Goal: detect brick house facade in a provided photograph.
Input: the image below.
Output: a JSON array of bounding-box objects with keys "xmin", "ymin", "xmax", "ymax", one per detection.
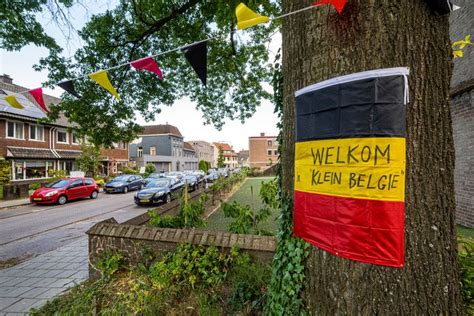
[
  {"xmin": 213, "ymin": 142, "xmax": 238, "ymax": 169},
  {"xmin": 450, "ymin": 1, "xmax": 473, "ymax": 227},
  {"xmin": 0, "ymin": 75, "xmax": 128, "ymax": 181},
  {"xmin": 248, "ymin": 133, "xmax": 278, "ymax": 169}
]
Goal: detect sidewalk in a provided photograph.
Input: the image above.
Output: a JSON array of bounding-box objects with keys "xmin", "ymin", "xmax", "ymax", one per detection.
[
  {"xmin": 0, "ymin": 199, "xmax": 30, "ymax": 210},
  {"xmin": 0, "ymin": 237, "xmax": 88, "ymax": 314}
]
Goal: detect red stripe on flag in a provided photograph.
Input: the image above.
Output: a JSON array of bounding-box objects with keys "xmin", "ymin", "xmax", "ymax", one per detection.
[{"xmin": 294, "ymin": 190, "xmax": 404, "ymax": 267}]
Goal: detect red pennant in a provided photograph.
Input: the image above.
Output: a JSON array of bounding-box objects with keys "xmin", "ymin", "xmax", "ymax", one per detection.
[
  {"xmin": 29, "ymin": 88, "xmax": 49, "ymax": 112},
  {"xmin": 131, "ymin": 56, "xmax": 163, "ymax": 80},
  {"xmin": 313, "ymin": 0, "xmax": 347, "ymax": 13}
]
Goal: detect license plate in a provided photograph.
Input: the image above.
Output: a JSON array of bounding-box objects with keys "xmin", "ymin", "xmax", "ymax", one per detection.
[
  {"xmin": 140, "ymin": 199, "xmax": 150, "ymax": 203},
  {"xmin": 33, "ymin": 198, "xmax": 42, "ymax": 201},
  {"xmin": 106, "ymin": 189, "xmax": 113, "ymax": 192}
]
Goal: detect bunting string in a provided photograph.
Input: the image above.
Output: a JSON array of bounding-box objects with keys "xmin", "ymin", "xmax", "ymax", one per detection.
[{"xmin": 1, "ymin": 2, "xmax": 346, "ymax": 110}]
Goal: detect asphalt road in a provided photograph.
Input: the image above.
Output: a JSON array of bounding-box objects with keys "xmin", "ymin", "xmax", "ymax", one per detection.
[{"xmin": 0, "ymin": 191, "xmax": 148, "ymax": 263}]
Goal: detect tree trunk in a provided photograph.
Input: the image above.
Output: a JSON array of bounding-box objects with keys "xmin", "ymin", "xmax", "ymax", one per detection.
[{"xmin": 281, "ymin": 0, "xmax": 463, "ymax": 314}]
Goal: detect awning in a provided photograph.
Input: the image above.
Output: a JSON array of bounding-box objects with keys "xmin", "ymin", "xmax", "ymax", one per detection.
[{"xmin": 7, "ymin": 147, "xmax": 56, "ymax": 159}]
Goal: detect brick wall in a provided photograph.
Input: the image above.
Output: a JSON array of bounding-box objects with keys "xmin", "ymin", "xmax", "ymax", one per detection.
[
  {"xmin": 100, "ymin": 147, "xmax": 129, "ymax": 161},
  {"xmin": 450, "ymin": 1, "xmax": 473, "ymax": 227},
  {"xmin": 87, "ymin": 220, "xmax": 276, "ymax": 279},
  {"xmin": 248, "ymin": 136, "xmax": 278, "ymax": 168}
]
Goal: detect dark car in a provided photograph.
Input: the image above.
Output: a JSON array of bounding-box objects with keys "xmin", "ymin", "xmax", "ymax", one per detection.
[
  {"xmin": 182, "ymin": 175, "xmax": 199, "ymax": 191},
  {"xmin": 143, "ymin": 173, "xmax": 165, "ymax": 185},
  {"xmin": 104, "ymin": 174, "xmax": 144, "ymax": 193},
  {"xmin": 134, "ymin": 178, "xmax": 184, "ymax": 206},
  {"xmin": 30, "ymin": 177, "xmax": 99, "ymax": 205}
]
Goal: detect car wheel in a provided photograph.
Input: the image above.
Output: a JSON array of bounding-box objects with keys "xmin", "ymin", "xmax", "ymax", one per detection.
[
  {"xmin": 165, "ymin": 193, "xmax": 171, "ymax": 204},
  {"xmin": 90, "ymin": 191, "xmax": 98, "ymax": 199},
  {"xmin": 123, "ymin": 186, "xmax": 129, "ymax": 193},
  {"xmin": 57, "ymin": 195, "xmax": 67, "ymax": 205}
]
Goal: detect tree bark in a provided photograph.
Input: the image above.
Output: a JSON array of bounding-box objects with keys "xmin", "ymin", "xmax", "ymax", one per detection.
[{"xmin": 281, "ymin": 0, "xmax": 463, "ymax": 314}]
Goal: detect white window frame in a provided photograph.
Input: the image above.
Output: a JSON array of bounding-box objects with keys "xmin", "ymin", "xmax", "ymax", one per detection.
[
  {"xmin": 72, "ymin": 133, "xmax": 81, "ymax": 145},
  {"xmin": 6, "ymin": 120, "xmax": 25, "ymax": 140},
  {"xmin": 29, "ymin": 124, "xmax": 45, "ymax": 142},
  {"xmin": 57, "ymin": 129, "xmax": 69, "ymax": 144},
  {"xmin": 150, "ymin": 146, "xmax": 156, "ymax": 156},
  {"xmin": 138, "ymin": 147, "xmax": 143, "ymax": 158}
]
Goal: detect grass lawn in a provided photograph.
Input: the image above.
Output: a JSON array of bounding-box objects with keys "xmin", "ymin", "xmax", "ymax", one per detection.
[
  {"xmin": 205, "ymin": 177, "xmax": 279, "ymax": 234},
  {"xmin": 457, "ymin": 225, "xmax": 474, "ymax": 241}
]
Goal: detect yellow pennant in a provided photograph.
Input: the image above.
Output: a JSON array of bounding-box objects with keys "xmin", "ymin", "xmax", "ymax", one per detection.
[
  {"xmin": 5, "ymin": 95, "xmax": 24, "ymax": 109},
  {"xmin": 236, "ymin": 3, "xmax": 270, "ymax": 30},
  {"xmin": 88, "ymin": 70, "xmax": 121, "ymax": 101},
  {"xmin": 453, "ymin": 50, "xmax": 463, "ymax": 59},
  {"xmin": 452, "ymin": 35, "xmax": 472, "ymax": 59}
]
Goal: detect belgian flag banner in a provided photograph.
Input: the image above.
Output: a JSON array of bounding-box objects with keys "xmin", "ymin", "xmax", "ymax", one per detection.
[{"xmin": 293, "ymin": 68, "xmax": 409, "ymax": 268}]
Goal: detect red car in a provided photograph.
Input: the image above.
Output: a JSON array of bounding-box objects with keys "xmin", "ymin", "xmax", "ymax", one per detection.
[{"xmin": 30, "ymin": 177, "xmax": 99, "ymax": 205}]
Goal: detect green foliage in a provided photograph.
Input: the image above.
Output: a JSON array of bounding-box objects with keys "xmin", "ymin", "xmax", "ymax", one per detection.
[
  {"xmin": 95, "ymin": 178, "xmax": 105, "ymax": 187},
  {"xmin": 149, "ymin": 244, "xmax": 240, "ymax": 289},
  {"xmin": 459, "ymin": 240, "xmax": 474, "ymax": 313},
  {"xmin": 148, "ymin": 193, "xmax": 209, "ymax": 229},
  {"xmin": 29, "ymin": 182, "xmax": 42, "ymax": 191},
  {"xmin": 118, "ymin": 165, "xmax": 139, "ymax": 175},
  {"xmin": 144, "ymin": 163, "xmax": 156, "ymax": 175},
  {"xmin": 199, "ymin": 160, "xmax": 209, "ymax": 173},
  {"xmin": 0, "ymin": 158, "xmax": 11, "ymax": 184},
  {"xmin": 97, "ymin": 251, "xmax": 124, "ymax": 280},
  {"xmin": 217, "ymin": 147, "xmax": 225, "ymax": 168},
  {"xmin": 76, "ymin": 143, "xmax": 101, "ymax": 177},
  {"xmin": 221, "ymin": 178, "xmax": 277, "ymax": 236},
  {"xmin": 0, "ymin": 0, "xmax": 74, "ymax": 52},
  {"xmin": 265, "ymin": 51, "xmax": 309, "ymax": 314},
  {"xmin": 36, "ymin": 1, "xmax": 280, "ymax": 146},
  {"xmin": 47, "ymin": 169, "xmax": 67, "ymax": 180}
]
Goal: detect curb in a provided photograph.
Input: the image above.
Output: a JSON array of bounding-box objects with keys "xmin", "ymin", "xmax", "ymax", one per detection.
[{"xmin": 0, "ymin": 201, "xmax": 32, "ymax": 210}]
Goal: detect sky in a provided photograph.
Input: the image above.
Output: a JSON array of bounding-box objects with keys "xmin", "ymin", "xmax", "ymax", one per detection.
[{"xmin": 0, "ymin": 1, "xmax": 280, "ymax": 151}]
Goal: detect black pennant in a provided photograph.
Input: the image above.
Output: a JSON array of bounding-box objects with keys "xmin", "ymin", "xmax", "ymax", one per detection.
[
  {"xmin": 58, "ymin": 80, "xmax": 81, "ymax": 98},
  {"xmin": 182, "ymin": 41, "xmax": 207, "ymax": 86},
  {"xmin": 425, "ymin": 0, "xmax": 458, "ymax": 15}
]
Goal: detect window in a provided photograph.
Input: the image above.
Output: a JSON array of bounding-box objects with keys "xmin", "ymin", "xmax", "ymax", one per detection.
[
  {"xmin": 274, "ymin": 150, "xmax": 278, "ymax": 156},
  {"xmin": 267, "ymin": 150, "xmax": 272, "ymax": 156},
  {"xmin": 138, "ymin": 147, "xmax": 143, "ymax": 157},
  {"xmin": 85, "ymin": 179, "xmax": 95, "ymax": 185},
  {"xmin": 29, "ymin": 125, "xmax": 44, "ymax": 141},
  {"xmin": 267, "ymin": 140, "xmax": 272, "ymax": 146},
  {"xmin": 72, "ymin": 133, "xmax": 81, "ymax": 144},
  {"xmin": 6, "ymin": 121, "xmax": 24, "ymax": 139},
  {"xmin": 69, "ymin": 179, "xmax": 84, "ymax": 188},
  {"xmin": 57, "ymin": 129, "xmax": 68, "ymax": 143},
  {"xmin": 150, "ymin": 146, "xmax": 156, "ymax": 156}
]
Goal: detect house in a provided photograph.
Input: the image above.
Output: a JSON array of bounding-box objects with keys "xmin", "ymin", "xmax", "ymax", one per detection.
[
  {"xmin": 183, "ymin": 142, "xmax": 198, "ymax": 170},
  {"xmin": 129, "ymin": 124, "xmax": 198, "ymax": 171},
  {"xmin": 213, "ymin": 142, "xmax": 238, "ymax": 169},
  {"xmin": 237, "ymin": 149, "xmax": 249, "ymax": 167},
  {"xmin": 0, "ymin": 74, "xmax": 129, "ymax": 181},
  {"xmin": 189, "ymin": 140, "xmax": 215, "ymax": 167},
  {"xmin": 450, "ymin": 6, "xmax": 473, "ymax": 227},
  {"xmin": 248, "ymin": 133, "xmax": 278, "ymax": 169}
]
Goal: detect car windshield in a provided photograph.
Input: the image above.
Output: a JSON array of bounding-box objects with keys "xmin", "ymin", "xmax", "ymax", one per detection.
[
  {"xmin": 148, "ymin": 173, "xmax": 161, "ymax": 178},
  {"xmin": 113, "ymin": 175, "xmax": 131, "ymax": 182},
  {"xmin": 146, "ymin": 180, "xmax": 169, "ymax": 188},
  {"xmin": 46, "ymin": 179, "xmax": 70, "ymax": 188}
]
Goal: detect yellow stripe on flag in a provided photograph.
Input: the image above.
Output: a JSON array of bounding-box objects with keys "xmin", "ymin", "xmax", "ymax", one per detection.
[
  {"xmin": 5, "ymin": 95, "xmax": 24, "ymax": 109},
  {"xmin": 236, "ymin": 3, "xmax": 270, "ymax": 30},
  {"xmin": 294, "ymin": 137, "xmax": 406, "ymax": 202},
  {"xmin": 88, "ymin": 70, "xmax": 121, "ymax": 101}
]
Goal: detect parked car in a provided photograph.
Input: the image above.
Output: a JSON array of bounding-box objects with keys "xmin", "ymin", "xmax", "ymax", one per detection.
[
  {"xmin": 182, "ymin": 175, "xmax": 199, "ymax": 191},
  {"xmin": 166, "ymin": 171, "xmax": 184, "ymax": 180},
  {"xmin": 134, "ymin": 178, "xmax": 184, "ymax": 206},
  {"xmin": 30, "ymin": 177, "xmax": 99, "ymax": 205},
  {"xmin": 143, "ymin": 173, "xmax": 165, "ymax": 185},
  {"xmin": 104, "ymin": 175, "xmax": 144, "ymax": 193}
]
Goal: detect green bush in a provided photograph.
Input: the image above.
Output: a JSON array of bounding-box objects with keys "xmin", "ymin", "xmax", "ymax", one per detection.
[
  {"xmin": 29, "ymin": 183, "xmax": 42, "ymax": 191},
  {"xmin": 97, "ymin": 251, "xmax": 124, "ymax": 280},
  {"xmin": 0, "ymin": 158, "xmax": 11, "ymax": 184},
  {"xmin": 459, "ymin": 240, "xmax": 474, "ymax": 313},
  {"xmin": 118, "ymin": 165, "xmax": 139, "ymax": 175},
  {"xmin": 47, "ymin": 169, "xmax": 67, "ymax": 180},
  {"xmin": 199, "ymin": 160, "xmax": 209, "ymax": 173}
]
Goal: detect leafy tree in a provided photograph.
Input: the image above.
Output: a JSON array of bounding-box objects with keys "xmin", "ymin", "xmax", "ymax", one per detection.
[
  {"xmin": 35, "ymin": 1, "xmax": 280, "ymax": 146},
  {"xmin": 76, "ymin": 143, "xmax": 101, "ymax": 177},
  {"xmin": 217, "ymin": 147, "xmax": 225, "ymax": 168},
  {"xmin": 144, "ymin": 163, "xmax": 156, "ymax": 175},
  {"xmin": 198, "ymin": 160, "xmax": 209, "ymax": 173},
  {"xmin": 1, "ymin": 0, "xmax": 75, "ymax": 52}
]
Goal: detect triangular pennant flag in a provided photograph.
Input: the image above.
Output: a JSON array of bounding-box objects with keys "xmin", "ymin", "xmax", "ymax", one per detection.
[
  {"xmin": 29, "ymin": 88, "xmax": 49, "ymax": 112},
  {"xmin": 58, "ymin": 80, "xmax": 81, "ymax": 98},
  {"xmin": 313, "ymin": 0, "xmax": 347, "ymax": 13},
  {"xmin": 88, "ymin": 70, "xmax": 121, "ymax": 100},
  {"xmin": 5, "ymin": 95, "xmax": 24, "ymax": 109},
  {"xmin": 236, "ymin": 3, "xmax": 270, "ymax": 30},
  {"xmin": 182, "ymin": 41, "xmax": 207, "ymax": 85},
  {"xmin": 452, "ymin": 35, "xmax": 472, "ymax": 50},
  {"xmin": 131, "ymin": 56, "xmax": 163, "ymax": 80}
]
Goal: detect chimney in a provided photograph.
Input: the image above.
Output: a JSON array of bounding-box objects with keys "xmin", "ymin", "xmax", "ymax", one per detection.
[
  {"xmin": 260, "ymin": 132, "xmax": 265, "ymax": 137},
  {"xmin": 0, "ymin": 74, "xmax": 13, "ymax": 84}
]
